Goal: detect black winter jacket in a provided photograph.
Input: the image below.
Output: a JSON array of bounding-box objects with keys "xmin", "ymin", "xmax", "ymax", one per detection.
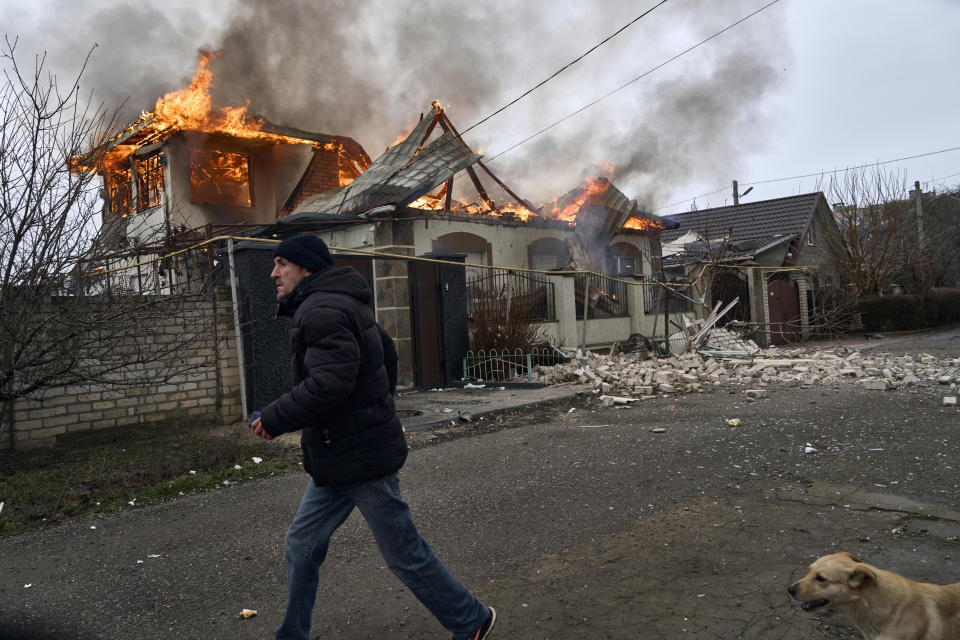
[{"xmin": 260, "ymin": 266, "xmax": 407, "ymax": 486}]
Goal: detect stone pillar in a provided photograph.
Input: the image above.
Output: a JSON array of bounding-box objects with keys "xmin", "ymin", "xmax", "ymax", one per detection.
[
  {"xmin": 628, "ymin": 277, "xmax": 646, "ymax": 336},
  {"xmin": 796, "ymin": 275, "xmax": 810, "ymax": 337},
  {"xmin": 548, "ymin": 274, "xmax": 578, "ymax": 349},
  {"xmin": 374, "ymin": 219, "xmax": 415, "ymax": 386}
]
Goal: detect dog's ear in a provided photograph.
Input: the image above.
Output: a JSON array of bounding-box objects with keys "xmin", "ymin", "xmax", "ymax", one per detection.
[
  {"xmin": 847, "ymin": 565, "xmax": 876, "ymax": 590},
  {"xmin": 839, "ymin": 551, "xmax": 863, "ymax": 563}
]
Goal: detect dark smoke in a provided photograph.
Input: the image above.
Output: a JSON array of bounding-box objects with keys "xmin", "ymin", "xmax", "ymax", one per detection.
[{"xmin": 2, "ymin": 0, "xmax": 787, "ymax": 209}]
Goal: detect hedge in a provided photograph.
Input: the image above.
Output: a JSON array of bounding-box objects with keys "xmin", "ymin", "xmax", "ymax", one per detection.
[{"xmin": 856, "ymin": 288, "xmax": 960, "ymax": 332}]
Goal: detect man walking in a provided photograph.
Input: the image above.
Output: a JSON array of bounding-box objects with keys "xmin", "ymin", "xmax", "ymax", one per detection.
[{"xmin": 250, "ymin": 234, "xmax": 496, "ymax": 640}]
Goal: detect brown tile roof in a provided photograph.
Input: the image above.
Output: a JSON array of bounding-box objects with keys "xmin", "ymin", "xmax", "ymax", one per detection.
[{"xmin": 660, "ymin": 192, "xmax": 824, "ymax": 244}]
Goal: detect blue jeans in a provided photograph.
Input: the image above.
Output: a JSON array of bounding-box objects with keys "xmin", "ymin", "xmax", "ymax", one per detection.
[{"xmin": 275, "ymin": 474, "xmax": 489, "ymax": 640}]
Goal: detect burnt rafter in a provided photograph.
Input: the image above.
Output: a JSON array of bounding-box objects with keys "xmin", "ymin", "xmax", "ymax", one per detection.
[{"xmin": 432, "ymin": 105, "xmax": 538, "ymax": 216}]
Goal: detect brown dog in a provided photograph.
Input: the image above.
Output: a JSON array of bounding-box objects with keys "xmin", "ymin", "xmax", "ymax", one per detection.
[{"xmin": 788, "ymin": 552, "xmax": 960, "ymax": 639}]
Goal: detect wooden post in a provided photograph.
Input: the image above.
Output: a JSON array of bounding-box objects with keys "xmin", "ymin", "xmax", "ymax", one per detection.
[{"xmin": 444, "ymin": 177, "xmax": 453, "ymax": 212}]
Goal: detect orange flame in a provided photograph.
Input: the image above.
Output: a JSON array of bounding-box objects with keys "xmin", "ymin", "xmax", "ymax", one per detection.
[
  {"xmin": 148, "ymin": 49, "xmax": 275, "ymax": 140},
  {"xmin": 387, "ymin": 120, "xmax": 418, "ymax": 150},
  {"xmin": 540, "ymin": 176, "xmax": 609, "ymax": 223},
  {"xmin": 623, "ymin": 216, "xmax": 665, "ymax": 232}
]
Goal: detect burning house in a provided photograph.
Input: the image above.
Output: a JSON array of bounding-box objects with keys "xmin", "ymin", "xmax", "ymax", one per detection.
[
  {"xmin": 245, "ymin": 102, "xmax": 681, "ymax": 389},
  {"xmin": 86, "ymin": 53, "xmax": 684, "ymax": 394},
  {"xmin": 87, "ymin": 50, "xmax": 369, "ymax": 290}
]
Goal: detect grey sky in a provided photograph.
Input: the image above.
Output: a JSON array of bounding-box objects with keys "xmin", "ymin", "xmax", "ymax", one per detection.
[{"xmin": 2, "ymin": 0, "xmax": 958, "ymax": 215}]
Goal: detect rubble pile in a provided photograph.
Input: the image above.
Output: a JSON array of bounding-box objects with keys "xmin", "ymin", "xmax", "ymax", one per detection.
[
  {"xmin": 699, "ymin": 326, "xmax": 760, "ymax": 352},
  {"xmin": 537, "ymin": 333, "xmax": 960, "ymax": 398}
]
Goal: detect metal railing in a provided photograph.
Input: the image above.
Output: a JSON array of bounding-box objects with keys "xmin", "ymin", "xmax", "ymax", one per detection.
[
  {"xmin": 575, "ymin": 272, "xmax": 629, "ymax": 319},
  {"xmin": 643, "ymin": 281, "xmax": 693, "ymax": 314},
  {"xmin": 462, "ymin": 347, "xmax": 568, "ymax": 383},
  {"xmin": 466, "ymin": 270, "xmax": 555, "ymax": 321}
]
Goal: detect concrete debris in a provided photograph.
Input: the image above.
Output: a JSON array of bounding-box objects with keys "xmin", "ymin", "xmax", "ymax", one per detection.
[
  {"xmin": 535, "ymin": 331, "xmax": 960, "ymax": 401},
  {"xmin": 944, "ymin": 396, "xmax": 958, "ymax": 406}
]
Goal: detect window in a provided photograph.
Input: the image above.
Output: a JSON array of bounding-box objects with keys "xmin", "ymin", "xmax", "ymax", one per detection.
[
  {"xmin": 530, "ymin": 253, "xmax": 566, "ymax": 271},
  {"xmin": 432, "ymin": 232, "xmax": 492, "ymax": 280},
  {"xmin": 527, "ymin": 237, "xmax": 570, "ymax": 272},
  {"xmin": 607, "ymin": 242, "xmax": 643, "ymax": 276},
  {"xmin": 190, "ymin": 149, "xmax": 252, "ymax": 207},
  {"xmin": 610, "ymin": 255, "xmax": 639, "ymax": 275},
  {"xmin": 106, "ymin": 168, "xmax": 133, "ymax": 218},
  {"xmin": 136, "ymin": 154, "xmax": 164, "ymax": 211}
]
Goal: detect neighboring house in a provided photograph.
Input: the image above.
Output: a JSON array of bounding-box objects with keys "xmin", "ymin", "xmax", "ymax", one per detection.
[{"xmin": 660, "ymin": 192, "xmax": 839, "ymax": 344}]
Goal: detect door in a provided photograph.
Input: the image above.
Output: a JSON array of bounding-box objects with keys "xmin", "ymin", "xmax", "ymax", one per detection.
[
  {"xmin": 768, "ymin": 277, "xmax": 800, "ymax": 345},
  {"xmin": 409, "ymin": 261, "xmax": 445, "ymax": 387}
]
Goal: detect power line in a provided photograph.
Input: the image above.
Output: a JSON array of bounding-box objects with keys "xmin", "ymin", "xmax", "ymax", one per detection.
[
  {"xmin": 485, "ymin": 0, "xmax": 783, "ymax": 163},
  {"xmin": 331, "ymin": 1, "xmax": 674, "ymax": 216},
  {"xmin": 929, "ymin": 170, "xmax": 960, "ymax": 185},
  {"xmin": 460, "ymin": 0, "xmax": 670, "ymax": 137},
  {"xmin": 332, "ymin": 0, "xmax": 779, "ymax": 218},
  {"xmin": 654, "ymin": 144, "xmax": 960, "ymax": 213}
]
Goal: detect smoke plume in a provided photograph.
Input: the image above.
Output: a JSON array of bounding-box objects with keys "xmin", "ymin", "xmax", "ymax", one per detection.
[{"xmin": 2, "ymin": 0, "xmax": 788, "ymax": 209}]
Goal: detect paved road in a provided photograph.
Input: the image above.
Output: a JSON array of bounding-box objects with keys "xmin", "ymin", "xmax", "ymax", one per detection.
[{"xmin": 2, "ymin": 329, "xmax": 959, "ymax": 639}]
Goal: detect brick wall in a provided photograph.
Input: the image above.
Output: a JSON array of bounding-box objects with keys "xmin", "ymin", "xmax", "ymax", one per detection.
[
  {"xmin": 280, "ymin": 146, "xmax": 340, "ymax": 216},
  {"xmin": 3, "ymin": 291, "xmax": 243, "ymax": 450}
]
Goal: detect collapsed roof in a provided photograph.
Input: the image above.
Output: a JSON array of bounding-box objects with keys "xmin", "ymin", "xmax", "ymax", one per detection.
[{"xmin": 292, "ymin": 105, "xmax": 481, "ymax": 218}]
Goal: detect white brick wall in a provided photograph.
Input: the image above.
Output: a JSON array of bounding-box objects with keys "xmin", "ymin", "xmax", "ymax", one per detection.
[{"xmin": 4, "ymin": 293, "xmax": 243, "ymax": 450}]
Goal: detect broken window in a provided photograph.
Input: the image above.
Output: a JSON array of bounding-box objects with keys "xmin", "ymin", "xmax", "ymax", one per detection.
[
  {"xmin": 106, "ymin": 167, "xmax": 133, "ymax": 218},
  {"xmin": 136, "ymin": 154, "xmax": 164, "ymax": 211},
  {"xmin": 190, "ymin": 149, "xmax": 252, "ymax": 207}
]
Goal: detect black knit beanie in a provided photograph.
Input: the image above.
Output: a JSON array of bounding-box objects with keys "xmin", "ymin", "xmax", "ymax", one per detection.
[{"xmin": 273, "ymin": 235, "xmax": 334, "ymax": 272}]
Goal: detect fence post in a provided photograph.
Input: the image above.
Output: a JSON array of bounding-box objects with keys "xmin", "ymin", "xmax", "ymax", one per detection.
[
  {"xmin": 628, "ymin": 277, "xmax": 645, "ymax": 335},
  {"xmin": 547, "ymin": 274, "xmax": 578, "ymax": 349},
  {"xmin": 526, "ymin": 353, "xmax": 533, "ymax": 382},
  {"xmin": 581, "ymin": 274, "xmax": 589, "ymax": 349}
]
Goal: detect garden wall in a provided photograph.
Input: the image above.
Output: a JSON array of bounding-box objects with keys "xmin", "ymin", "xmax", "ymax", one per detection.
[{"xmin": 3, "ymin": 292, "xmax": 243, "ymax": 450}]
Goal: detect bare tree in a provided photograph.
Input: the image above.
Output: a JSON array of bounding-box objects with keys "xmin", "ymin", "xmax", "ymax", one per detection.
[
  {"xmin": 0, "ymin": 38, "xmax": 217, "ymax": 441},
  {"xmin": 818, "ymin": 165, "xmax": 930, "ymax": 296},
  {"xmin": 919, "ymin": 182, "xmax": 960, "ymax": 289}
]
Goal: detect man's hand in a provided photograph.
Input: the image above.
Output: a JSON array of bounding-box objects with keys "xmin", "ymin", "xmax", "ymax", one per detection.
[{"xmin": 250, "ymin": 417, "xmax": 275, "ymax": 440}]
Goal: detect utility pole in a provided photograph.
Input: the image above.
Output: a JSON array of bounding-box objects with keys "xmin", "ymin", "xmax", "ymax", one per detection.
[
  {"xmin": 914, "ymin": 180, "xmax": 925, "ymax": 251},
  {"xmin": 732, "ymin": 180, "xmax": 739, "ymax": 206}
]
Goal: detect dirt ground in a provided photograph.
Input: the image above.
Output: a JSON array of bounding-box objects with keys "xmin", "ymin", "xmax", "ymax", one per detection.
[{"xmin": 1, "ymin": 328, "xmax": 958, "ymax": 639}]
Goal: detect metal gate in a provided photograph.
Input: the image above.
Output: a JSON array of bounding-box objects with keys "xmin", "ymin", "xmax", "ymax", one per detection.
[
  {"xmin": 409, "ymin": 260, "xmax": 445, "ymax": 388},
  {"xmin": 768, "ymin": 277, "xmax": 800, "ymax": 344}
]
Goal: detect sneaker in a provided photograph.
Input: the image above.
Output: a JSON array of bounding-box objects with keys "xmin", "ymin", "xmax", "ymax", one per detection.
[{"xmin": 460, "ymin": 606, "xmax": 496, "ymax": 640}]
